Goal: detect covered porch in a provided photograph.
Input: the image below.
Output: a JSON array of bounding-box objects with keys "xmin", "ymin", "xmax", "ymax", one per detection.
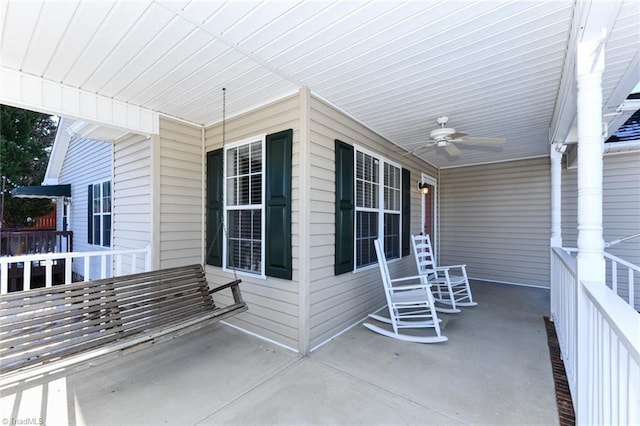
[{"xmin": 1, "ymin": 281, "xmax": 558, "ymax": 426}]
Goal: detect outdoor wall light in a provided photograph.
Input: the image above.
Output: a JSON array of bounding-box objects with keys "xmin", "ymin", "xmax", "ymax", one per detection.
[{"xmin": 417, "ymin": 181, "xmax": 430, "ymax": 194}]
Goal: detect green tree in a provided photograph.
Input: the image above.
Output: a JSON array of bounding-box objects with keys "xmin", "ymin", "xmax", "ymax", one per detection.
[{"xmin": 0, "ymin": 105, "xmax": 58, "ymax": 228}]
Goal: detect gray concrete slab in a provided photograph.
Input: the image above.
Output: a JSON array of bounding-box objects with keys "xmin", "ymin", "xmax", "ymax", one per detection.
[{"xmin": 0, "ymin": 281, "xmax": 558, "ymax": 426}]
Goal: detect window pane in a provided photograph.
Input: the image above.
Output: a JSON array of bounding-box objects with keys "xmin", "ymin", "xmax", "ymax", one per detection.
[
  {"xmin": 227, "ymin": 209, "xmax": 261, "ymax": 273},
  {"xmin": 384, "ymin": 213, "xmax": 400, "ymax": 260},
  {"xmin": 356, "ymin": 211, "xmax": 378, "ymax": 268},
  {"xmin": 251, "ymin": 142, "xmax": 262, "ymax": 173},
  {"xmin": 239, "ymin": 175, "xmax": 250, "ymax": 205},
  {"xmin": 93, "ymin": 217, "xmax": 101, "ymax": 244},
  {"xmin": 103, "ymin": 214, "xmax": 111, "ymax": 247}
]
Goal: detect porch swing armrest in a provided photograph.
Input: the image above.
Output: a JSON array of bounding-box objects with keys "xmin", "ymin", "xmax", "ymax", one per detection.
[{"xmin": 208, "ymin": 279, "xmax": 244, "ymax": 304}]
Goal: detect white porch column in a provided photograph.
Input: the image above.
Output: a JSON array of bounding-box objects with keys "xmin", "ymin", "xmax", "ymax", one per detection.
[
  {"xmin": 575, "ymin": 32, "xmax": 607, "ymax": 425},
  {"xmin": 550, "ymin": 144, "xmax": 564, "ymax": 248},
  {"xmin": 576, "ymin": 35, "xmax": 606, "ymax": 284}
]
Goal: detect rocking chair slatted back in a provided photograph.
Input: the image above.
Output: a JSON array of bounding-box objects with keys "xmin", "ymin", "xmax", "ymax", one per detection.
[{"xmin": 362, "ymin": 239, "xmax": 447, "ymax": 343}]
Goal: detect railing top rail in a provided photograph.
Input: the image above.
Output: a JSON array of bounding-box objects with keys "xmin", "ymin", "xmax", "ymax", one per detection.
[
  {"xmin": 603, "ymin": 251, "xmax": 640, "ymax": 272},
  {"xmin": 0, "ymin": 247, "xmax": 150, "ymax": 263},
  {"xmin": 552, "ymin": 247, "xmax": 577, "ymax": 276},
  {"xmin": 582, "ymin": 280, "xmax": 640, "ymax": 362}
]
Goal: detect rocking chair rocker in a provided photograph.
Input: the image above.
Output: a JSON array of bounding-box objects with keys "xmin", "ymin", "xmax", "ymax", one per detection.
[
  {"xmin": 411, "ymin": 234, "xmax": 477, "ymax": 312},
  {"xmin": 363, "ymin": 239, "xmax": 447, "ymax": 343}
]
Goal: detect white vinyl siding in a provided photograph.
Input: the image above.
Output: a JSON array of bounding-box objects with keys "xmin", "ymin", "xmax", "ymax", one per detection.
[
  {"xmin": 308, "ymin": 94, "xmax": 436, "ymax": 350},
  {"xmin": 439, "ymin": 157, "xmax": 551, "ymax": 287},
  {"xmin": 113, "ymin": 133, "xmax": 151, "ymax": 273},
  {"xmin": 158, "ymin": 117, "xmax": 203, "ymax": 268},
  {"xmin": 204, "ymin": 94, "xmax": 300, "ymax": 351},
  {"xmin": 562, "ymin": 151, "xmax": 640, "ymax": 310},
  {"xmin": 58, "ymin": 135, "xmax": 112, "ymax": 280}
]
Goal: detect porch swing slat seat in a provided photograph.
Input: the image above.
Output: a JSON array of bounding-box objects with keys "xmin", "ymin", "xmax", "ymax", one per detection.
[{"xmin": 0, "ymin": 264, "xmax": 246, "ymax": 387}]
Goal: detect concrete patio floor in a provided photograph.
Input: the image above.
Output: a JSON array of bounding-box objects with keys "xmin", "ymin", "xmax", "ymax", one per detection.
[{"xmin": 1, "ymin": 281, "xmax": 558, "ymax": 426}]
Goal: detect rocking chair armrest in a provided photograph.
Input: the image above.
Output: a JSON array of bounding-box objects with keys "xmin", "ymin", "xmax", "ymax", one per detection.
[
  {"xmin": 392, "ymin": 283, "xmax": 431, "ymax": 291},
  {"xmin": 389, "ymin": 275, "xmax": 428, "ymax": 283},
  {"xmin": 434, "ymin": 264, "xmax": 467, "ymax": 271}
]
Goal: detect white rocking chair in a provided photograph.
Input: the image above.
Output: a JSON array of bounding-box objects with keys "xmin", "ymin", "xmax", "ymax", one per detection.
[
  {"xmin": 363, "ymin": 239, "xmax": 447, "ymax": 343},
  {"xmin": 411, "ymin": 234, "xmax": 477, "ymax": 312}
]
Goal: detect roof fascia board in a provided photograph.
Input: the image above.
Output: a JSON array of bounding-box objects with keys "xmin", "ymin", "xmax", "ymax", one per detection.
[
  {"xmin": 43, "ymin": 117, "xmax": 74, "ymax": 185},
  {"xmin": 0, "ymin": 66, "xmax": 159, "ymax": 136},
  {"xmin": 549, "ymin": 0, "xmax": 623, "ymax": 145}
]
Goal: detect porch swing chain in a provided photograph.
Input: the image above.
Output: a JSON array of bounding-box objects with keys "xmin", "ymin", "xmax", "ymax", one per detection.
[{"xmin": 205, "ymin": 88, "xmax": 238, "ymax": 283}]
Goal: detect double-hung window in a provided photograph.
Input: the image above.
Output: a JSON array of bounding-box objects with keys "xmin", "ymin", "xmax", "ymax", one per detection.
[
  {"xmin": 207, "ymin": 129, "xmax": 293, "ymax": 280},
  {"xmin": 355, "ymin": 149, "xmax": 401, "ymax": 268},
  {"xmin": 88, "ymin": 180, "xmax": 111, "ymax": 247},
  {"xmin": 224, "ymin": 138, "xmax": 264, "ymax": 275},
  {"xmin": 335, "ymin": 140, "xmax": 408, "ymax": 275}
]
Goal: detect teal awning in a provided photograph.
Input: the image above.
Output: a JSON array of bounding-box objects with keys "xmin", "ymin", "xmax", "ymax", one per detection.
[{"xmin": 11, "ymin": 184, "xmax": 71, "ymax": 199}]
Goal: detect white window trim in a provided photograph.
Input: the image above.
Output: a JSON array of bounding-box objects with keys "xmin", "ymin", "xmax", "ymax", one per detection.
[
  {"xmin": 222, "ymin": 134, "xmax": 267, "ymax": 278},
  {"xmin": 353, "ymin": 145, "xmax": 402, "ymax": 271},
  {"xmin": 90, "ymin": 179, "xmax": 112, "ymax": 248}
]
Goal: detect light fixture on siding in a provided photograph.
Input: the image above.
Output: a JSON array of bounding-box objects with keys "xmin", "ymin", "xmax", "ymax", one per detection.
[{"xmin": 417, "ymin": 181, "xmax": 429, "ymax": 194}]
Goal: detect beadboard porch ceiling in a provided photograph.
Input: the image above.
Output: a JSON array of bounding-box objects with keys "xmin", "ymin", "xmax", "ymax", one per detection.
[{"xmin": 1, "ymin": 0, "xmax": 638, "ymax": 168}]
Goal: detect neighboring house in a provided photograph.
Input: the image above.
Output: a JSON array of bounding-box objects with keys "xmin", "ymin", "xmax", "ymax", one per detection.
[{"xmin": 44, "ymin": 117, "xmax": 151, "ymax": 280}]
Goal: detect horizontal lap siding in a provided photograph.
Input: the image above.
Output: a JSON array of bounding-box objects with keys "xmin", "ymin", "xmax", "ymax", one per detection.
[
  {"xmin": 308, "ymin": 96, "xmax": 436, "ymax": 349},
  {"xmin": 113, "ymin": 133, "xmax": 151, "ymax": 274},
  {"xmin": 59, "ymin": 136, "xmax": 112, "ymax": 280},
  {"xmin": 204, "ymin": 95, "xmax": 300, "ymax": 351},
  {"xmin": 440, "ymin": 157, "xmax": 551, "ymax": 287},
  {"xmin": 562, "ymin": 151, "xmax": 640, "ymax": 310},
  {"xmin": 158, "ymin": 117, "xmax": 203, "ymax": 268}
]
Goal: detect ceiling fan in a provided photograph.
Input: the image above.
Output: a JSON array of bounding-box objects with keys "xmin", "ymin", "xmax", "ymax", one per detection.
[{"xmin": 405, "ymin": 116, "xmax": 506, "ymax": 157}]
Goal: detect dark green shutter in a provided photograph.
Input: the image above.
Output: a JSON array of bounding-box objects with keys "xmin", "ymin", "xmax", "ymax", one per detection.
[
  {"xmin": 87, "ymin": 184, "xmax": 93, "ymax": 244},
  {"xmin": 402, "ymin": 168, "xmax": 411, "ymax": 257},
  {"xmin": 334, "ymin": 139, "xmax": 354, "ymax": 275},
  {"xmin": 265, "ymin": 129, "xmax": 293, "ymax": 279},
  {"xmin": 206, "ymin": 149, "xmax": 224, "ymax": 266}
]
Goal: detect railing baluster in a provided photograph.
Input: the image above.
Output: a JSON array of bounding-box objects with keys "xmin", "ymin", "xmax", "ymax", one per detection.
[
  {"xmin": 84, "ymin": 256, "xmax": 90, "ymax": 281},
  {"xmin": 23, "ymin": 263, "xmax": 31, "ymax": 291},
  {"xmin": 629, "ymin": 269, "xmax": 634, "ymax": 308},
  {"xmin": 65, "ymin": 256, "xmax": 72, "ymax": 284},
  {"xmin": 0, "ymin": 263, "xmax": 7, "ymax": 294},
  {"xmin": 115, "ymin": 254, "xmax": 122, "ymax": 276},
  {"xmin": 100, "ymin": 256, "xmax": 107, "ymax": 279}
]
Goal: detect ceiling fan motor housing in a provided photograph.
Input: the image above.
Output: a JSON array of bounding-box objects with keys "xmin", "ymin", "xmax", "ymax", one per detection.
[{"xmin": 430, "ymin": 127, "xmax": 456, "ymax": 141}]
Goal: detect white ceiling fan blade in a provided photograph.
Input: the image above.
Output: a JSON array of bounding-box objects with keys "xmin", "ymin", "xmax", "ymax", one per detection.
[
  {"xmin": 457, "ymin": 136, "xmax": 506, "ymax": 145},
  {"xmin": 401, "ymin": 143, "xmax": 434, "ymax": 157},
  {"xmin": 444, "ymin": 142, "xmax": 461, "ymax": 156},
  {"xmin": 450, "ymin": 132, "xmax": 468, "ymax": 139}
]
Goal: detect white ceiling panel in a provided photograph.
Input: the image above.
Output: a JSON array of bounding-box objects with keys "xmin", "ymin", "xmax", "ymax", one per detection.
[{"xmin": 1, "ymin": 0, "xmax": 637, "ymax": 168}]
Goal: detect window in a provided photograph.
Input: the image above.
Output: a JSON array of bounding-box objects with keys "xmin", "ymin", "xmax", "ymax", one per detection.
[
  {"xmin": 88, "ymin": 180, "xmax": 111, "ymax": 247},
  {"xmin": 207, "ymin": 130, "xmax": 292, "ymax": 279},
  {"xmin": 355, "ymin": 149, "xmax": 401, "ymax": 268},
  {"xmin": 335, "ymin": 140, "xmax": 409, "ymax": 274},
  {"xmin": 225, "ymin": 139, "xmax": 264, "ymax": 274}
]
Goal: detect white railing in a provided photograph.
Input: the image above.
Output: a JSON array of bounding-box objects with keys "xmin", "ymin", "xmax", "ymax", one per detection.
[
  {"xmin": 551, "ymin": 247, "xmax": 640, "ymax": 425},
  {"xmin": 563, "ymin": 247, "xmax": 639, "ymax": 311},
  {"xmin": 604, "ymin": 251, "xmax": 639, "ymax": 310},
  {"xmin": 0, "ymin": 246, "xmax": 151, "ymax": 294},
  {"xmin": 550, "ymin": 247, "xmax": 578, "ymax": 397}
]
